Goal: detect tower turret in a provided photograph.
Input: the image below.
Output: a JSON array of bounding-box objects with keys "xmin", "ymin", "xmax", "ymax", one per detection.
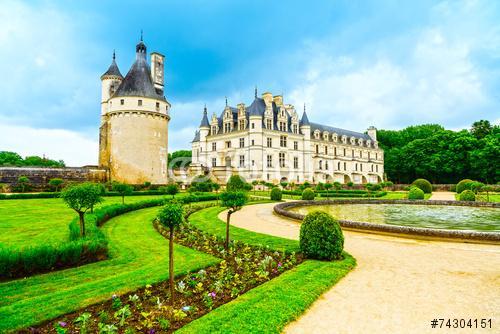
[{"xmin": 100, "ymin": 51, "xmax": 123, "ymax": 114}]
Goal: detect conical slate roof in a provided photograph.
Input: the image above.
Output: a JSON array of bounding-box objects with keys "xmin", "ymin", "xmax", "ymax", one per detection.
[
  {"xmin": 200, "ymin": 106, "xmax": 210, "ymax": 127},
  {"xmin": 101, "ymin": 54, "xmax": 123, "ymax": 79},
  {"xmin": 300, "ymin": 110, "xmax": 310, "ymax": 126}
]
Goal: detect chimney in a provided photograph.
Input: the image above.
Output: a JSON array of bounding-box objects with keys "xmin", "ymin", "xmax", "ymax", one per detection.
[
  {"xmin": 150, "ymin": 52, "xmax": 165, "ymax": 94},
  {"xmin": 367, "ymin": 126, "xmax": 377, "ymax": 141},
  {"xmin": 273, "ymin": 95, "xmax": 283, "ymax": 106},
  {"xmin": 262, "ymin": 92, "xmax": 273, "ymax": 106}
]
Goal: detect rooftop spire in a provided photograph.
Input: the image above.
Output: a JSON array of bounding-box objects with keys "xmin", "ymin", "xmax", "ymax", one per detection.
[
  {"xmin": 255, "ymin": 86, "xmax": 258, "ymax": 98},
  {"xmin": 225, "ymin": 96, "xmax": 228, "ymax": 107},
  {"xmin": 300, "ymin": 103, "xmax": 310, "ymax": 126},
  {"xmin": 113, "ymin": 49, "xmax": 116, "ymax": 60},
  {"xmin": 200, "ymin": 104, "xmax": 210, "ymax": 127},
  {"xmin": 140, "ymin": 29, "xmax": 143, "ymax": 41}
]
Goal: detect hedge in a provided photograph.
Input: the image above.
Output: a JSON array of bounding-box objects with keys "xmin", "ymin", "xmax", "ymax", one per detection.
[
  {"xmin": 283, "ymin": 189, "xmax": 376, "ymax": 196},
  {"xmin": 0, "ymin": 194, "xmax": 218, "ymax": 280},
  {"xmin": 0, "ymin": 190, "xmax": 197, "ymax": 200},
  {"xmin": 319, "ymin": 191, "xmax": 387, "ymax": 198}
]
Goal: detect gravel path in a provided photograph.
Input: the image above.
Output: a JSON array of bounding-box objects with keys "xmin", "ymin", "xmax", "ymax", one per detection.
[
  {"xmin": 429, "ymin": 191, "xmax": 457, "ymax": 201},
  {"xmin": 219, "ymin": 203, "xmax": 500, "ymax": 334}
]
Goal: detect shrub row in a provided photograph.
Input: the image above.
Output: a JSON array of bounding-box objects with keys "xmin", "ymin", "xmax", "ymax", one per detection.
[
  {"xmin": 283, "ymin": 189, "xmax": 374, "ymax": 196},
  {"xmin": 0, "ymin": 194, "xmax": 218, "ymax": 280},
  {"xmin": 319, "ymin": 191, "xmax": 387, "ymax": 198},
  {"xmin": 0, "ymin": 190, "xmax": 214, "ymax": 200}
]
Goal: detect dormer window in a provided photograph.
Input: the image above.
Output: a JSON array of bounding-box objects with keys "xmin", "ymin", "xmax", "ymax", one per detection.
[
  {"xmin": 120, "ymin": 99, "xmax": 124, "ymax": 105},
  {"xmin": 266, "ymin": 119, "xmax": 272, "ymax": 129},
  {"xmin": 358, "ymin": 139, "xmax": 364, "ymax": 146},
  {"xmin": 314, "ymin": 130, "xmax": 320, "ymax": 139},
  {"xmin": 156, "ymin": 102, "xmax": 160, "ymax": 111},
  {"xmin": 138, "ymin": 99, "xmax": 143, "ymax": 106},
  {"xmin": 350, "ymin": 137, "xmax": 356, "ymax": 145},
  {"xmin": 323, "ymin": 132, "xmax": 329, "ymax": 140},
  {"xmin": 342, "ymin": 136, "xmax": 347, "ymax": 144}
]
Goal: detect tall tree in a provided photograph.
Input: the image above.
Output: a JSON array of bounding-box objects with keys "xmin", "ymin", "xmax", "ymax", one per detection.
[{"xmin": 470, "ymin": 120, "xmax": 492, "ymax": 139}]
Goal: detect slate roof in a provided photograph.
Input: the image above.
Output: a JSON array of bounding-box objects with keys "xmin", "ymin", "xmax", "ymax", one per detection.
[
  {"xmin": 112, "ymin": 41, "xmax": 166, "ymax": 101},
  {"xmin": 310, "ymin": 122, "xmax": 370, "ymax": 140},
  {"xmin": 300, "ymin": 110, "xmax": 310, "ymax": 126},
  {"xmin": 200, "ymin": 107, "xmax": 210, "ymax": 127},
  {"xmin": 101, "ymin": 57, "xmax": 123, "ymax": 78}
]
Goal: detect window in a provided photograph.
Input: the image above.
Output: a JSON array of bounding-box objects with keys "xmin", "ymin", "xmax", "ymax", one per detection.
[
  {"xmin": 224, "ymin": 123, "xmax": 231, "ymax": 133},
  {"xmin": 211, "ymin": 158, "xmax": 217, "ymax": 167},
  {"xmin": 138, "ymin": 99, "xmax": 143, "ymax": 106},
  {"xmin": 376, "ymin": 165, "xmax": 379, "ymax": 172},
  {"xmin": 251, "ymin": 122, "xmax": 255, "ymax": 129},
  {"xmin": 279, "ymin": 121, "xmax": 286, "ymax": 131},
  {"xmin": 325, "ymin": 161, "xmax": 329, "ymax": 170},
  {"xmin": 375, "ymin": 153, "xmax": 378, "ymax": 160},
  {"xmin": 371, "ymin": 164, "xmax": 374, "ymax": 172},
  {"xmin": 294, "ymin": 157, "xmax": 299, "ymax": 169},
  {"xmin": 337, "ymin": 162, "xmax": 341, "ymax": 170},
  {"xmin": 297, "ymin": 175, "xmax": 300, "ymax": 182},
  {"xmin": 251, "ymin": 139, "xmax": 255, "ymax": 146},
  {"xmin": 239, "ymin": 155, "xmax": 245, "ymax": 167},
  {"xmin": 211, "ymin": 126, "xmax": 217, "ymax": 135},
  {"xmin": 334, "ymin": 147, "xmax": 337, "ymax": 156},
  {"xmin": 267, "ymin": 173, "xmax": 270, "ymax": 181},
  {"xmin": 239, "ymin": 138, "xmax": 245, "ymax": 148},
  {"xmin": 239, "ymin": 120, "xmax": 245, "ymax": 130},
  {"xmin": 267, "ymin": 155, "xmax": 273, "ymax": 168},
  {"xmin": 319, "ymin": 160, "xmax": 322, "ymax": 170},
  {"xmin": 292, "ymin": 124, "xmax": 298, "ymax": 133},
  {"xmin": 252, "ymin": 160, "xmax": 255, "ymax": 166},
  {"xmin": 279, "ymin": 152, "xmax": 285, "ymax": 167},
  {"xmin": 368, "ymin": 152, "xmax": 371, "ymax": 159},
  {"xmin": 315, "ymin": 145, "xmax": 319, "ymax": 154},
  {"xmin": 344, "ymin": 162, "xmax": 347, "ymax": 170},
  {"xmin": 156, "ymin": 102, "xmax": 160, "ymax": 111},
  {"xmin": 360, "ymin": 151, "xmax": 363, "ymax": 159},
  {"xmin": 360, "ymin": 164, "xmax": 363, "ymax": 172},
  {"xmin": 267, "ymin": 138, "xmax": 272, "ymax": 148},
  {"xmin": 212, "ymin": 142, "xmax": 216, "ymax": 151},
  {"xmin": 325, "ymin": 146, "xmax": 328, "ymax": 155},
  {"xmin": 120, "ymin": 99, "xmax": 124, "ymax": 105},
  {"xmin": 343, "ymin": 148, "xmax": 346, "ymax": 156},
  {"xmin": 280, "ymin": 135, "xmax": 287, "ymax": 147},
  {"xmin": 294, "ymin": 141, "xmax": 298, "ymax": 150},
  {"xmin": 352, "ymin": 149, "xmax": 354, "ymax": 157},
  {"xmin": 266, "ymin": 119, "xmax": 272, "ymax": 129},
  {"xmin": 355, "ymin": 163, "xmax": 358, "ymax": 171},
  {"xmin": 225, "ymin": 141, "xmax": 231, "ymax": 148}
]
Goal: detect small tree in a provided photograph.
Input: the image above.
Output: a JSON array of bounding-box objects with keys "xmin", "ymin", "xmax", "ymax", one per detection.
[
  {"xmin": 112, "ymin": 183, "xmax": 133, "ymax": 204},
  {"xmin": 157, "ymin": 203, "xmax": 184, "ymax": 305},
  {"xmin": 280, "ymin": 181, "xmax": 288, "ymax": 190},
  {"xmin": 333, "ymin": 181, "xmax": 342, "ymax": 191},
  {"xmin": 251, "ymin": 180, "xmax": 259, "ymax": 195},
  {"xmin": 48, "ymin": 178, "xmax": 64, "ymax": 192},
  {"xmin": 346, "ymin": 181, "xmax": 354, "ymax": 188},
  {"xmin": 18, "ymin": 176, "xmax": 30, "ymax": 193},
  {"xmin": 144, "ymin": 181, "xmax": 152, "ymax": 190},
  {"xmin": 226, "ymin": 174, "xmax": 250, "ymax": 192},
  {"xmin": 480, "ymin": 185, "xmax": 493, "ymax": 202},
  {"xmin": 60, "ymin": 183, "xmax": 103, "ymax": 236},
  {"xmin": 165, "ymin": 183, "xmax": 179, "ymax": 199},
  {"xmin": 364, "ymin": 183, "xmax": 373, "ymax": 197},
  {"xmin": 220, "ymin": 191, "xmax": 247, "ymax": 250},
  {"xmin": 324, "ymin": 182, "xmax": 333, "ymax": 197}
]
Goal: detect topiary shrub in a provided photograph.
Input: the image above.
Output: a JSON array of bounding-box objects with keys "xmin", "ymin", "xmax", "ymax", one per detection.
[
  {"xmin": 450, "ymin": 184, "xmax": 457, "ymax": 192},
  {"xmin": 299, "ymin": 211, "xmax": 344, "ymax": 260},
  {"xmin": 408, "ymin": 186, "xmax": 424, "ymax": 200},
  {"xmin": 301, "ymin": 188, "xmax": 316, "ymax": 200},
  {"xmin": 411, "ymin": 178, "xmax": 432, "ymax": 194},
  {"xmin": 456, "ymin": 179, "xmax": 474, "ymax": 193},
  {"xmin": 270, "ymin": 187, "xmax": 282, "ymax": 201},
  {"xmin": 459, "ymin": 190, "xmax": 476, "ymax": 201}
]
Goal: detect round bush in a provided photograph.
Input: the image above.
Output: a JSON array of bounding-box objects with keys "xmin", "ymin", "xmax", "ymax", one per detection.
[
  {"xmin": 270, "ymin": 187, "xmax": 282, "ymax": 201},
  {"xmin": 411, "ymin": 178, "xmax": 432, "ymax": 194},
  {"xmin": 301, "ymin": 188, "xmax": 316, "ymax": 200},
  {"xmin": 459, "ymin": 190, "xmax": 476, "ymax": 201},
  {"xmin": 300, "ymin": 211, "xmax": 344, "ymax": 260},
  {"xmin": 456, "ymin": 179, "xmax": 474, "ymax": 193},
  {"xmin": 408, "ymin": 186, "xmax": 425, "ymax": 200}
]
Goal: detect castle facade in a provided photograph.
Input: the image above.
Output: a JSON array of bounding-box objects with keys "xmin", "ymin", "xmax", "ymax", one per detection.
[
  {"xmin": 98, "ymin": 38, "xmax": 170, "ymax": 184},
  {"xmin": 191, "ymin": 92, "xmax": 384, "ymax": 184}
]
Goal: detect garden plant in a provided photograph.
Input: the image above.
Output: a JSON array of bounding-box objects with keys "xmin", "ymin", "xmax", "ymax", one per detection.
[
  {"xmin": 220, "ymin": 191, "xmax": 248, "ymax": 250},
  {"xmin": 299, "ymin": 211, "xmax": 344, "ymax": 260}
]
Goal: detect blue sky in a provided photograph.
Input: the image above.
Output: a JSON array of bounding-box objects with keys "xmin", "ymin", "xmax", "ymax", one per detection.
[{"xmin": 1, "ymin": 0, "xmax": 499, "ymax": 165}]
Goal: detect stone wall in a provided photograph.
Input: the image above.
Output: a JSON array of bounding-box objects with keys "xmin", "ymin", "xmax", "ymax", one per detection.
[{"xmin": 0, "ymin": 167, "xmax": 107, "ymax": 191}]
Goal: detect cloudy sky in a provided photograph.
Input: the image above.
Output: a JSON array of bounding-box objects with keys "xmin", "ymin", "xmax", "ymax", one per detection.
[{"xmin": 1, "ymin": 0, "xmax": 499, "ymax": 166}]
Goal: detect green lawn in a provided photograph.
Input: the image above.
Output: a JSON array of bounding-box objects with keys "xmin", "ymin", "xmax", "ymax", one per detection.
[
  {"xmin": 180, "ymin": 205, "xmax": 355, "ymax": 333},
  {"xmin": 0, "ymin": 195, "xmax": 172, "ymax": 248},
  {"xmin": 0, "ymin": 207, "xmax": 219, "ymax": 332}
]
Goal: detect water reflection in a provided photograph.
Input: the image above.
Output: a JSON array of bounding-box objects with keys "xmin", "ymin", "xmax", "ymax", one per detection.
[{"xmin": 290, "ymin": 204, "xmax": 500, "ymax": 232}]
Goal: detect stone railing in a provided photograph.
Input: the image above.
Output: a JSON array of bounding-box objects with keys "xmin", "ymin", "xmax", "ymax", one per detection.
[{"xmin": 274, "ymin": 199, "xmax": 500, "ymax": 243}]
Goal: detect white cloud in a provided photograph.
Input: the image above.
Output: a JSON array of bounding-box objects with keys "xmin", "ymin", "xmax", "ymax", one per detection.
[{"xmin": 0, "ymin": 122, "xmax": 97, "ymax": 167}]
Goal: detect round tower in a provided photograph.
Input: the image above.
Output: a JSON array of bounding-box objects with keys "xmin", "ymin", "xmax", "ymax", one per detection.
[
  {"xmin": 99, "ymin": 37, "xmax": 171, "ymax": 185},
  {"xmin": 100, "ymin": 51, "xmax": 123, "ymax": 115}
]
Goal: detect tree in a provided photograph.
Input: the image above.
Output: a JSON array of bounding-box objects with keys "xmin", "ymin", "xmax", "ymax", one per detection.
[
  {"xmin": 168, "ymin": 150, "xmax": 192, "ymax": 168},
  {"xmin": 17, "ymin": 176, "xmax": 30, "ymax": 193},
  {"xmin": 48, "ymin": 178, "xmax": 64, "ymax": 192},
  {"xmin": 60, "ymin": 183, "xmax": 103, "ymax": 236},
  {"xmin": 333, "ymin": 181, "xmax": 342, "ymax": 191},
  {"xmin": 324, "ymin": 182, "xmax": 333, "ymax": 197},
  {"xmin": 165, "ymin": 183, "xmax": 179, "ymax": 198},
  {"xmin": 470, "ymin": 120, "xmax": 492, "ymax": 139},
  {"xmin": 226, "ymin": 174, "xmax": 249, "ymax": 192},
  {"xmin": 157, "ymin": 203, "xmax": 184, "ymax": 305},
  {"xmin": 220, "ymin": 191, "xmax": 247, "ymax": 250},
  {"xmin": 112, "ymin": 183, "xmax": 133, "ymax": 204},
  {"xmin": 251, "ymin": 180, "xmax": 259, "ymax": 195},
  {"xmin": 280, "ymin": 181, "xmax": 288, "ymax": 190}
]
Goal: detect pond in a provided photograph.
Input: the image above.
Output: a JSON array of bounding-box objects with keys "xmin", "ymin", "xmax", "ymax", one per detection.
[{"xmin": 289, "ymin": 204, "xmax": 500, "ymax": 232}]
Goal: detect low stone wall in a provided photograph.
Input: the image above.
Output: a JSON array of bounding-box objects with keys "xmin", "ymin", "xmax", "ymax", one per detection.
[
  {"xmin": 0, "ymin": 167, "xmax": 107, "ymax": 191},
  {"xmin": 274, "ymin": 199, "xmax": 500, "ymax": 243}
]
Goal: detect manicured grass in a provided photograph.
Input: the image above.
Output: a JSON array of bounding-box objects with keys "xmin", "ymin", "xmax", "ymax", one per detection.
[
  {"xmin": 0, "ymin": 207, "xmax": 219, "ymax": 332},
  {"xmin": 189, "ymin": 206, "xmax": 300, "ymax": 253},
  {"xmin": 0, "ymin": 195, "xmax": 175, "ymax": 248},
  {"xmin": 181, "ymin": 205, "xmax": 355, "ymax": 333},
  {"xmin": 178, "ymin": 255, "xmax": 355, "ymax": 334}
]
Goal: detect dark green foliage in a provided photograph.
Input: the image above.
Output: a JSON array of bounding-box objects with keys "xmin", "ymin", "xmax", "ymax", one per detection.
[
  {"xmin": 411, "ymin": 178, "xmax": 432, "ymax": 194},
  {"xmin": 48, "ymin": 178, "xmax": 64, "ymax": 192},
  {"xmin": 165, "ymin": 183, "xmax": 180, "ymax": 198},
  {"xmin": 315, "ymin": 183, "xmax": 325, "ymax": 191},
  {"xmin": 220, "ymin": 191, "xmax": 247, "ymax": 209},
  {"xmin": 333, "ymin": 182, "xmax": 342, "ymax": 190},
  {"xmin": 459, "ymin": 190, "xmax": 476, "ymax": 201},
  {"xmin": 270, "ymin": 187, "xmax": 283, "ymax": 201},
  {"xmin": 301, "ymin": 188, "xmax": 316, "ymax": 200},
  {"xmin": 469, "ymin": 181, "xmax": 485, "ymax": 194},
  {"xmin": 408, "ymin": 187, "xmax": 424, "ymax": 200},
  {"xmin": 61, "ymin": 183, "xmax": 103, "ymax": 236},
  {"xmin": 378, "ymin": 122, "xmax": 499, "ymax": 183},
  {"xmin": 112, "ymin": 183, "xmax": 133, "ymax": 204},
  {"xmin": 456, "ymin": 179, "xmax": 474, "ymax": 193},
  {"xmin": 346, "ymin": 181, "xmax": 354, "ymax": 187},
  {"xmin": 190, "ymin": 175, "xmax": 216, "ymax": 192},
  {"xmin": 0, "ymin": 151, "xmax": 65, "ymax": 167},
  {"xmin": 300, "ymin": 211, "xmax": 344, "ymax": 260},
  {"xmin": 167, "ymin": 150, "xmax": 192, "ymax": 168},
  {"xmin": 157, "ymin": 203, "xmax": 185, "ymax": 229},
  {"xmin": 368, "ymin": 184, "xmax": 382, "ymax": 191},
  {"xmin": 226, "ymin": 175, "xmax": 251, "ymax": 192},
  {"xmin": 17, "ymin": 176, "xmax": 30, "ymax": 193},
  {"xmin": 319, "ymin": 191, "xmax": 387, "ymax": 198}
]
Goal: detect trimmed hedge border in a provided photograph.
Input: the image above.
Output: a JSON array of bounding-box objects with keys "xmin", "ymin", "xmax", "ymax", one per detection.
[
  {"xmin": 274, "ymin": 199, "xmax": 500, "ymax": 243},
  {"xmin": 0, "ymin": 190, "xmax": 176, "ymax": 200}
]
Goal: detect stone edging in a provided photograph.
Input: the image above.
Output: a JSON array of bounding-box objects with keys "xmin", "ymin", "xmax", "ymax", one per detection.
[{"xmin": 274, "ymin": 199, "xmax": 500, "ymax": 243}]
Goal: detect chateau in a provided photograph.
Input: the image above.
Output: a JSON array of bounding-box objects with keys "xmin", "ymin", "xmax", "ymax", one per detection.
[
  {"xmin": 98, "ymin": 38, "xmax": 170, "ymax": 184},
  {"xmin": 191, "ymin": 91, "xmax": 384, "ymax": 184}
]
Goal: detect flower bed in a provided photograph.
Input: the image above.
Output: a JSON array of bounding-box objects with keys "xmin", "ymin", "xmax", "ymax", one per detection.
[{"xmin": 26, "ymin": 204, "xmax": 303, "ymax": 333}]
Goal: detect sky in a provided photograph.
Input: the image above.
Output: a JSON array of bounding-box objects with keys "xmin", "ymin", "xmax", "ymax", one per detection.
[{"xmin": 1, "ymin": 0, "xmax": 499, "ymax": 166}]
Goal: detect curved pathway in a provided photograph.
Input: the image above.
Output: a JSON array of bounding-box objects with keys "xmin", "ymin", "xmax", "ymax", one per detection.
[
  {"xmin": 0, "ymin": 207, "xmax": 218, "ymax": 332},
  {"xmin": 220, "ymin": 203, "xmax": 500, "ymax": 334}
]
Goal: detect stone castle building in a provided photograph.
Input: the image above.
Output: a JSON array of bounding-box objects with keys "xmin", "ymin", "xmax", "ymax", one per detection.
[
  {"xmin": 99, "ymin": 37, "xmax": 170, "ymax": 184},
  {"xmin": 190, "ymin": 91, "xmax": 384, "ymax": 184}
]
